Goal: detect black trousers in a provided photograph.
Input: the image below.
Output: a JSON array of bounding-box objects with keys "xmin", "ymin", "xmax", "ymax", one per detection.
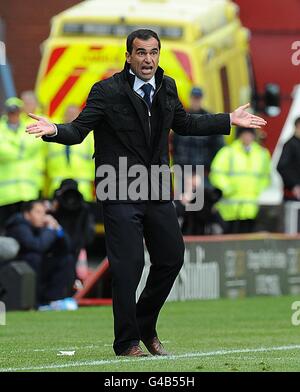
[{"xmin": 103, "ymin": 201, "xmax": 185, "ymax": 355}]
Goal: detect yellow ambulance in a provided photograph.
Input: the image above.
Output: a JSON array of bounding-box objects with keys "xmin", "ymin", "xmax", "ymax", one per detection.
[{"xmin": 36, "ymin": 0, "xmax": 252, "ymax": 137}]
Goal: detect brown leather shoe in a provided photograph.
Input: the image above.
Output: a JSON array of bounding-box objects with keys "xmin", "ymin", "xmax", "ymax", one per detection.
[
  {"xmin": 118, "ymin": 345, "xmax": 149, "ymax": 357},
  {"xmin": 143, "ymin": 337, "xmax": 170, "ymax": 356}
]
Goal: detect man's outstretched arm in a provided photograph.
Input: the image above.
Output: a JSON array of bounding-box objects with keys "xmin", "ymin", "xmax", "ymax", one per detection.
[
  {"xmin": 172, "ymin": 100, "xmax": 267, "ymax": 137},
  {"xmin": 26, "ymin": 83, "xmax": 105, "ymax": 145},
  {"xmin": 230, "ymin": 103, "xmax": 267, "ymax": 129},
  {"xmin": 170, "ymin": 79, "xmax": 266, "ymax": 136}
]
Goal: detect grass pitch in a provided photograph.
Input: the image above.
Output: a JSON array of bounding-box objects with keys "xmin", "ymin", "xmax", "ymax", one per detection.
[{"xmin": 0, "ymin": 295, "xmax": 300, "ymax": 372}]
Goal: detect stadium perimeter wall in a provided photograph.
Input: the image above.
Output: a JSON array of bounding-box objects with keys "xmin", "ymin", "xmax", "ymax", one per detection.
[{"xmin": 137, "ymin": 233, "xmax": 300, "ymax": 301}]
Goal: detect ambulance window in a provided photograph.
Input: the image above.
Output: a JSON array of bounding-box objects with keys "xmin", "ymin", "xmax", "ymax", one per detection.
[
  {"xmin": 220, "ymin": 66, "xmax": 231, "ymax": 113},
  {"xmin": 62, "ymin": 23, "xmax": 183, "ymax": 39}
]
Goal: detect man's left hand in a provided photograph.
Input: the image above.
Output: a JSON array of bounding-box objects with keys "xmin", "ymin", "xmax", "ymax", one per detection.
[{"xmin": 230, "ymin": 103, "xmax": 267, "ymax": 128}]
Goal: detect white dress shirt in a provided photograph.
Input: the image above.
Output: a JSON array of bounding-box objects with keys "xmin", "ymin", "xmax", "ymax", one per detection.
[{"xmin": 129, "ymin": 69, "xmax": 156, "ymax": 103}]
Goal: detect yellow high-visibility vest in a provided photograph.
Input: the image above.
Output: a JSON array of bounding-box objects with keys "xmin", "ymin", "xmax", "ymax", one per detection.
[
  {"xmin": 0, "ymin": 117, "xmax": 43, "ymax": 206},
  {"xmin": 209, "ymin": 139, "xmax": 271, "ymax": 221},
  {"xmin": 45, "ymin": 132, "xmax": 94, "ymax": 201}
]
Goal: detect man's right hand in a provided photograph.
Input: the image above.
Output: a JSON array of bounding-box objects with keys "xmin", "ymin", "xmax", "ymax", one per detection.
[{"xmin": 26, "ymin": 113, "xmax": 57, "ymax": 138}]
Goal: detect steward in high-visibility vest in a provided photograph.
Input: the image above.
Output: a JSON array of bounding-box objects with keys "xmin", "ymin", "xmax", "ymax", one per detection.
[
  {"xmin": 209, "ymin": 127, "xmax": 271, "ymax": 229},
  {"xmin": 19, "ymin": 92, "xmax": 48, "ymax": 194},
  {"xmin": 45, "ymin": 105, "xmax": 95, "ymax": 201},
  {"xmin": 0, "ymin": 98, "xmax": 41, "ymax": 208},
  {"xmin": 45, "ymin": 136, "xmax": 95, "ymax": 201}
]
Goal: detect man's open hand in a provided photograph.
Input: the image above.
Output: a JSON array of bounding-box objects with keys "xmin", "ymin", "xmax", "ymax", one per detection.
[
  {"xmin": 230, "ymin": 103, "xmax": 267, "ymax": 128},
  {"xmin": 25, "ymin": 113, "xmax": 57, "ymax": 138}
]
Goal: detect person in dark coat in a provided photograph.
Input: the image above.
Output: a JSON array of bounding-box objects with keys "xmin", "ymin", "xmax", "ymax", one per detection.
[
  {"xmin": 25, "ymin": 29, "xmax": 266, "ymax": 356},
  {"xmin": 51, "ymin": 178, "xmax": 95, "ymax": 261},
  {"xmin": 277, "ymin": 117, "xmax": 300, "ymax": 200},
  {"xmin": 5, "ymin": 200, "xmax": 75, "ymax": 306},
  {"xmin": 172, "ymin": 87, "xmax": 224, "ymax": 187}
]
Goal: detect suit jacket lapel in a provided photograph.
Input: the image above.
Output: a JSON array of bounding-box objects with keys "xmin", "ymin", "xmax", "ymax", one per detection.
[
  {"xmin": 123, "ymin": 81, "xmax": 151, "ymax": 147},
  {"xmin": 153, "ymin": 78, "xmax": 166, "ymax": 154}
]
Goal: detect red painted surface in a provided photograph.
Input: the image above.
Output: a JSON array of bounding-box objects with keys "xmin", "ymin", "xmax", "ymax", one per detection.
[
  {"xmin": 77, "ymin": 298, "xmax": 112, "ymax": 306},
  {"xmin": 74, "ymin": 257, "xmax": 110, "ymax": 300},
  {"xmin": 45, "ymin": 47, "xmax": 67, "ymax": 76},
  {"xmin": 235, "ymin": 0, "xmax": 300, "ymax": 32},
  {"xmin": 173, "ymin": 50, "xmax": 194, "ymax": 83},
  {"xmin": 234, "ymin": 0, "xmax": 300, "ymax": 152},
  {"xmin": 49, "ymin": 67, "xmax": 85, "ymax": 116}
]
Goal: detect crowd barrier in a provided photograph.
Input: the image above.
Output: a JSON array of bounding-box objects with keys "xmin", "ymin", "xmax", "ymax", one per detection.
[{"xmin": 137, "ymin": 233, "xmax": 300, "ymax": 300}]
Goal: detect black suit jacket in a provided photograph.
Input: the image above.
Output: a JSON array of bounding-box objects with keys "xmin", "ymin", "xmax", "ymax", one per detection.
[
  {"xmin": 277, "ymin": 135, "xmax": 300, "ymax": 198},
  {"xmin": 44, "ymin": 63, "xmax": 231, "ymax": 202}
]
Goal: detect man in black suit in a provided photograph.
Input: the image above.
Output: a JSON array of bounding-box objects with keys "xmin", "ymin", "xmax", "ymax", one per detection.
[{"xmin": 26, "ymin": 29, "xmax": 266, "ymax": 357}]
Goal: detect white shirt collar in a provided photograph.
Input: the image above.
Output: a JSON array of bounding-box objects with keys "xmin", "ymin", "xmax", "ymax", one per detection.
[{"xmin": 129, "ymin": 69, "xmax": 156, "ymax": 94}]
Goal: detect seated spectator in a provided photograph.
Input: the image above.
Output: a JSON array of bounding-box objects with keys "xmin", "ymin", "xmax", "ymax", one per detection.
[
  {"xmin": 277, "ymin": 117, "xmax": 300, "ymax": 201},
  {"xmin": 5, "ymin": 200, "xmax": 76, "ymax": 307}
]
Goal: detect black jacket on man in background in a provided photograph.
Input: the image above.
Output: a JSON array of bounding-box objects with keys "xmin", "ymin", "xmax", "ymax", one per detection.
[{"xmin": 277, "ymin": 136, "xmax": 300, "ymax": 200}]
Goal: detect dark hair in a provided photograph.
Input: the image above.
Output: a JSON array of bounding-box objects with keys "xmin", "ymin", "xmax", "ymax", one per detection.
[
  {"xmin": 235, "ymin": 127, "xmax": 256, "ymax": 139},
  {"xmin": 126, "ymin": 29, "xmax": 161, "ymax": 54},
  {"xmin": 295, "ymin": 117, "xmax": 300, "ymax": 128},
  {"xmin": 21, "ymin": 200, "xmax": 44, "ymax": 213}
]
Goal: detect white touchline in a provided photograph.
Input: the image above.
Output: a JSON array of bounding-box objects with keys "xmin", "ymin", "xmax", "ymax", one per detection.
[
  {"xmin": 6, "ymin": 344, "xmax": 104, "ymax": 353},
  {"xmin": 1, "ymin": 344, "xmax": 300, "ymax": 372}
]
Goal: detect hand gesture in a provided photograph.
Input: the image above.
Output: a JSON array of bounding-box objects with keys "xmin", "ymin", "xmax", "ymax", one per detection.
[
  {"xmin": 230, "ymin": 103, "xmax": 267, "ymax": 128},
  {"xmin": 25, "ymin": 113, "xmax": 57, "ymax": 138},
  {"xmin": 44, "ymin": 214, "xmax": 60, "ymax": 230}
]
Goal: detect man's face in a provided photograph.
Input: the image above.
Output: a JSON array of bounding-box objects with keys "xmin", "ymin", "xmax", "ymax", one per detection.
[
  {"xmin": 295, "ymin": 124, "xmax": 300, "ymax": 138},
  {"xmin": 7, "ymin": 110, "xmax": 20, "ymax": 124},
  {"xmin": 240, "ymin": 132, "xmax": 255, "ymax": 147},
  {"xmin": 64, "ymin": 105, "xmax": 80, "ymax": 123},
  {"xmin": 22, "ymin": 96, "xmax": 37, "ymax": 114},
  {"xmin": 126, "ymin": 37, "xmax": 160, "ymax": 81},
  {"xmin": 190, "ymin": 96, "xmax": 203, "ymax": 111},
  {"xmin": 24, "ymin": 203, "xmax": 46, "ymax": 228}
]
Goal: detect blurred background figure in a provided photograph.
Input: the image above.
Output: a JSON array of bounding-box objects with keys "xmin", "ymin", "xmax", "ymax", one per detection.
[
  {"xmin": 172, "ymin": 87, "xmax": 224, "ymax": 188},
  {"xmin": 21, "ymin": 90, "xmax": 47, "ymax": 197},
  {"xmin": 20, "ymin": 90, "xmax": 44, "ymax": 120},
  {"xmin": 50, "ymin": 179, "xmax": 95, "ymax": 263},
  {"xmin": 5, "ymin": 200, "xmax": 76, "ymax": 307},
  {"xmin": 277, "ymin": 117, "xmax": 300, "ymax": 201},
  {"xmin": 172, "ymin": 87, "xmax": 225, "ymax": 235},
  {"xmin": 0, "ymin": 97, "xmax": 43, "ymax": 232},
  {"xmin": 209, "ymin": 127, "xmax": 271, "ymax": 234},
  {"xmin": 174, "ymin": 171, "xmax": 224, "ymax": 235},
  {"xmin": 45, "ymin": 104, "xmax": 95, "ymax": 202}
]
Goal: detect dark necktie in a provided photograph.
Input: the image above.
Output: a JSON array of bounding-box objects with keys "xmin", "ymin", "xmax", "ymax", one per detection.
[{"xmin": 141, "ymin": 83, "xmax": 153, "ymax": 108}]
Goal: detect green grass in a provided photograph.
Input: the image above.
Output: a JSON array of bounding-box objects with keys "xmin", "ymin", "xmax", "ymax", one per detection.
[{"xmin": 1, "ymin": 295, "xmax": 300, "ymax": 372}]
